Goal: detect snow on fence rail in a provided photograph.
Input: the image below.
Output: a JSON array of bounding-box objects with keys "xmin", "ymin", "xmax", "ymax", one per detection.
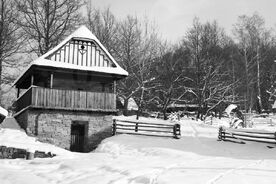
[
  {"xmin": 218, "ymin": 126, "xmax": 276, "ymax": 144},
  {"xmin": 112, "ymin": 119, "xmax": 181, "ymax": 139}
]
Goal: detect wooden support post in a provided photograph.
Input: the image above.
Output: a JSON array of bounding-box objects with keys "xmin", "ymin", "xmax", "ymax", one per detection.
[
  {"xmin": 31, "ymin": 75, "xmax": 34, "ymax": 85},
  {"xmin": 113, "ymin": 80, "xmax": 116, "ymax": 94},
  {"xmin": 101, "ymin": 83, "xmax": 105, "ymax": 92},
  {"xmin": 112, "ymin": 119, "xmax": 116, "ymax": 136},
  {"xmin": 50, "ymin": 73, "xmax": 53, "ymax": 88},
  {"xmin": 17, "ymin": 88, "xmax": 20, "ymax": 98}
]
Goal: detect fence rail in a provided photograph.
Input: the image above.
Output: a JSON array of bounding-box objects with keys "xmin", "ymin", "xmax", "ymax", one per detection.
[
  {"xmin": 218, "ymin": 126, "xmax": 276, "ymax": 144},
  {"xmin": 112, "ymin": 119, "xmax": 181, "ymax": 139}
]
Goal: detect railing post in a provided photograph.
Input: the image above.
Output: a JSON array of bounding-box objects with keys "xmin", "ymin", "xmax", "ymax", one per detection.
[
  {"xmin": 50, "ymin": 73, "xmax": 53, "ymax": 89},
  {"xmin": 135, "ymin": 123, "xmax": 138, "ymax": 132},
  {"xmin": 173, "ymin": 123, "xmax": 181, "ymax": 139},
  {"xmin": 31, "ymin": 75, "xmax": 34, "ymax": 86},
  {"xmin": 112, "ymin": 119, "xmax": 116, "ymax": 136}
]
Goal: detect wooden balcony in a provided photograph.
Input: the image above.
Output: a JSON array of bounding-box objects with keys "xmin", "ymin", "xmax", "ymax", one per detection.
[{"xmin": 15, "ymin": 86, "xmax": 116, "ymax": 113}]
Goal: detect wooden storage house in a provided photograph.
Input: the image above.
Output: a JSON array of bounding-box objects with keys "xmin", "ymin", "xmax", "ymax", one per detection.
[{"xmin": 13, "ymin": 26, "xmax": 128, "ymax": 152}]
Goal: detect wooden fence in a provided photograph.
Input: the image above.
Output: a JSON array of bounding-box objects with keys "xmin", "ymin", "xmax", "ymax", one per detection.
[
  {"xmin": 218, "ymin": 126, "xmax": 276, "ymax": 144},
  {"xmin": 112, "ymin": 119, "xmax": 181, "ymax": 139}
]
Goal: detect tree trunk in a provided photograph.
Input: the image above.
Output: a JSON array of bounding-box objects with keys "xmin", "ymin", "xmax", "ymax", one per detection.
[
  {"xmin": 123, "ymin": 98, "xmax": 129, "ymax": 116},
  {"xmin": 163, "ymin": 110, "xmax": 168, "ymax": 120},
  {"xmin": 136, "ymin": 108, "xmax": 141, "ymax": 120},
  {"xmin": 136, "ymin": 110, "xmax": 139, "ymax": 120},
  {"xmin": 136, "ymin": 87, "xmax": 145, "ymax": 120},
  {"xmin": 256, "ymin": 45, "xmax": 262, "ymax": 112},
  {"xmin": 196, "ymin": 110, "xmax": 200, "ymax": 121},
  {"xmin": 244, "ymin": 48, "xmax": 249, "ymax": 112}
]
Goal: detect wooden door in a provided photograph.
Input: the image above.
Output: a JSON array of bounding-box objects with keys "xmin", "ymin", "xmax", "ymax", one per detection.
[{"xmin": 70, "ymin": 123, "xmax": 85, "ymax": 152}]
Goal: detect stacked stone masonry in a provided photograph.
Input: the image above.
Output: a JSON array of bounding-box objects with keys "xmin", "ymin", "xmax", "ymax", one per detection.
[
  {"xmin": 15, "ymin": 108, "xmax": 113, "ymax": 152},
  {"xmin": 0, "ymin": 146, "xmax": 55, "ymax": 159}
]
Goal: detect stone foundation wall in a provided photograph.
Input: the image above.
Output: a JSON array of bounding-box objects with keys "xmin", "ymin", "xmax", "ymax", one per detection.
[
  {"xmin": 16, "ymin": 111, "xmax": 28, "ymax": 130},
  {"xmin": 15, "ymin": 108, "xmax": 113, "ymax": 152}
]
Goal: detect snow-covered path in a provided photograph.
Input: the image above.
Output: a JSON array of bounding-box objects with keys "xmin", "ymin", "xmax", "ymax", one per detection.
[{"xmin": 1, "ymin": 118, "xmax": 276, "ymax": 184}]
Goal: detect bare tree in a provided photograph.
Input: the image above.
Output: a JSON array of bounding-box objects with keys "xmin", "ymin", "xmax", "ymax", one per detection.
[
  {"xmin": 88, "ymin": 7, "xmax": 164, "ymax": 118},
  {"xmin": 199, "ymin": 61, "xmax": 238, "ymax": 119},
  {"xmin": 16, "ymin": 0, "xmax": 83, "ymax": 56},
  {"xmin": 233, "ymin": 13, "xmax": 272, "ymax": 112},
  {"xmin": 267, "ymin": 62, "xmax": 276, "ymax": 105},
  {"xmin": 113, "ymin": 16, "xmax": 162, "ymax": 117},
  {"xmin": 113, "ymin": 16, "xmax": 141, "ymax": 115},
  {"xmin": 86, "ymin": 5, "xmax": 118, "ymax": 54},
  {"xmin": 151, "ymin": 47, "xmax": 191, "ymax": 120},
  {"xmin": 131, "ymin": 20, "xmax": 162, "ymax": 119},
  {"xmin": 0, "ymin": 0, "xmax": 23, "ymax": 104},
  {"xmin": 183, "ymin": 18, "xmax": 236, "ymax": 120}
]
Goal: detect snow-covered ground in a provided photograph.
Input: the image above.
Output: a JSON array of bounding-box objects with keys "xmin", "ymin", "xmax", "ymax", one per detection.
[{"xmin": 1, "ymin": 116, "xmax": 276, "ymax": 184}]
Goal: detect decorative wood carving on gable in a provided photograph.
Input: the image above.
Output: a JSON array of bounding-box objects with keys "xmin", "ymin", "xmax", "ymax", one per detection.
[{"xmin": 46, "ymin": 38, "xmax": 116, "ymax": 68}]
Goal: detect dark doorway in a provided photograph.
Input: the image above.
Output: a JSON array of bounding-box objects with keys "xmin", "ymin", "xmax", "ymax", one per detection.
[{"xmin": 70, "ymin": 122, "xmax": 87, "ymax": 152}]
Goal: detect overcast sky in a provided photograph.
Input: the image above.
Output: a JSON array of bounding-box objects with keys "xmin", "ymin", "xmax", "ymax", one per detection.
[{"xmin": 90, "ymin": 0, "xmax": 276, "ymax": 43}]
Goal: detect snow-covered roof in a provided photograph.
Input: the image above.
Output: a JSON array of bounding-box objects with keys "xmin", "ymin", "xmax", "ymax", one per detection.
[
  {"xmin": 31, "ymin": 58, "xmax": 127, "ymax": 76},
  {"xmin": 0, "ymin": 106, "xmax": 8, "ymax": 117},
  {"xmin": 273, "ymin": 100, "xmax": 276, "ymax": 109},
  {"xmin": 13, "ymin": 25, "xmax": 128, "ymax": 86},
  {"xmin": 224, "ymin": 104, "xmax": 238, "ymax": 115}
]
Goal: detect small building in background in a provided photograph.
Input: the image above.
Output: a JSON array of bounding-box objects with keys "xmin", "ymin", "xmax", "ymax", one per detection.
[
  {"xmin": 13, "ymin": 26, "xmax": 128, "ymax": 152},
  {"xmin": 273, "ymin": 100, "xmax": 276, "ymax": 113},
  {"xmin": 117, "ymin": 97, "xmax": 138, "ymax": 115}
]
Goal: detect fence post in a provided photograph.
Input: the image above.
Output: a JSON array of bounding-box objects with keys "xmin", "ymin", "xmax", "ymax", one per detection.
[
  {"xmin": 218, "ymin": 126, "xmax": 225, "ymax": 141},
  {"xmin": 112, "ymin": 119, "xmax": 116, "ymax": 136},
  {"xmin": 218, "ymin": 126, "xmax": 222, "ymax": 141},
  {"xmin": 26, "ymin": 148, "xmax": 35, "ymax": 160},
  {"xmin": 135, "ymin": 123, "xmax": 138, "ymax": 132},
  {"xmin": 173, "ymin": 123, "xmax": 181, "ymax": 139},
  {"xmin": 222, "ymin": 127, "xmax": 226, "ymax": 140}
]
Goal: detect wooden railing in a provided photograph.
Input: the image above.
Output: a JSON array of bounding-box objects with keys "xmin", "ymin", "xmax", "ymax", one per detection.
[
  {"xmin": 218, "ymin": 126, "xmax": 276, "ymax": 145},
  {"xmin": 112, "ymin": 119, "xmax": 181, "ymax": 139},
  {"xmin": 16, "ymin": 86, "xmax": 116, "ymax": 112}
]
